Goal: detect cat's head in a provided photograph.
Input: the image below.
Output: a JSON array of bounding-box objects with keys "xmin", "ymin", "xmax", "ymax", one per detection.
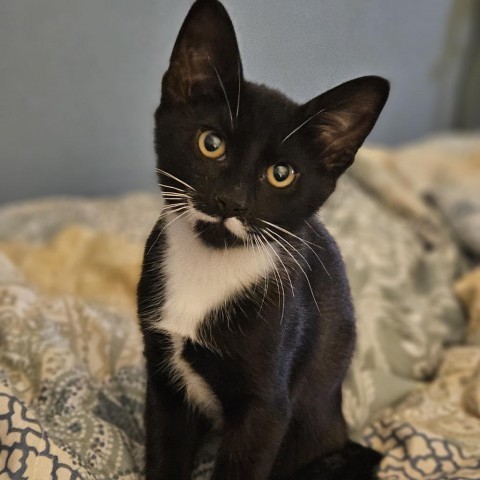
[{"xmin": 154, "ymin": 0, "xmax": 389, "ymax": 249}]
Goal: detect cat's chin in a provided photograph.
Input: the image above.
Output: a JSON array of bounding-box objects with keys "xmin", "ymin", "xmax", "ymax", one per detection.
[{"xmin": 193, "ymin": 221, "xmax": 246, "ymax": 249}]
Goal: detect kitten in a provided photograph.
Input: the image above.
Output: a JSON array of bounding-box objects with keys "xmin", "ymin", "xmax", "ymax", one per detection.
[{"xmin": 137, "ymin": 1, "xmax": 389, "ymax": 479}]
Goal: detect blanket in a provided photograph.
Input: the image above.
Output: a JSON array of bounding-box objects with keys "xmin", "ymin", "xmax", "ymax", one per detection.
[{"xmin": 0, "ymin": 133, "xmax": 479, "ymax": 479}]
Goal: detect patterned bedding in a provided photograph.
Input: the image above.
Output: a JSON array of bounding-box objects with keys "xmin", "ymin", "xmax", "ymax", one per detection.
[{"xmin": 0, "ymin": 134, "xmax": 479, "ymax": 479}]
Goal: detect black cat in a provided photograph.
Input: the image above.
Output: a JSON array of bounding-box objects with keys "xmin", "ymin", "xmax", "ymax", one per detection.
[{"xmin": 137, "ymin": 1, "xmax": 389, "ymax": 479}]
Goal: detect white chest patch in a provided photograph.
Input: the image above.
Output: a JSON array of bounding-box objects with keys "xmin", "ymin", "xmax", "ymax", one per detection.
[
  {"xmin": 156, "ymin": 215, "xmax": 274, "ymax": 342},
  {"xmin": 153, "ymin": 214, "xmax": 275, "ymax": 423}
]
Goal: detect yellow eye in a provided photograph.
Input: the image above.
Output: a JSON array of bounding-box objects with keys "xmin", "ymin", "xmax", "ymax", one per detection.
[
  {"xmin": 266, "ymin": 163, "xmax": 296, "ymax": 188},
  {"xmin": 198, "ymin": 130, "xmax": 226, "ymax": 160}
]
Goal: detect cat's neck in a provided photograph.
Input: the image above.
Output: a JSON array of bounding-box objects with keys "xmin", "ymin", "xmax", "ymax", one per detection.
[{"xmin": 155, "ymin": 214, "xmax": 275, "ymax": 342}]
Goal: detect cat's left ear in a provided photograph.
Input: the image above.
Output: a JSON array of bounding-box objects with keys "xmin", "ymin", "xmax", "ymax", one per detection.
[
  {"xmin": 161, "ymin": 0, "xmax": 243, "ymax": 108},
  {"xmin": 299, "ymin": 76, "xmax": 389, "ymax": 176}
]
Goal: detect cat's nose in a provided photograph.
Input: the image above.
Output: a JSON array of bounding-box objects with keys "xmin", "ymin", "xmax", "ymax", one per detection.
[{"xmin": 214, "ymin": 195, "xmax": 247, "ymax": 218}]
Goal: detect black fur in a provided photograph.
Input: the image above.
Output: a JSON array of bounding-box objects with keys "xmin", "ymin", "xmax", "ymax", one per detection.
[{"xmin": 137, "ymin": 1, "xmax": 389, "ymax": 479}]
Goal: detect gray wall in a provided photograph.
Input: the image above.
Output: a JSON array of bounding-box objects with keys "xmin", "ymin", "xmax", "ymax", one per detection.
[{"xmin": 0, "ymin": 0, "xmax": 473, "ymax": 203}]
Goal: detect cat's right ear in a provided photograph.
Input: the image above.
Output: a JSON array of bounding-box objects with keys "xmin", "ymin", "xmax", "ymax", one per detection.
[
  {"xmin": 161, "ymin": 0, "xmax": 243, "ymax": 108},
  {"xmin": 298, "ymin": 76, "xmax": 389, "ymax": 177}
]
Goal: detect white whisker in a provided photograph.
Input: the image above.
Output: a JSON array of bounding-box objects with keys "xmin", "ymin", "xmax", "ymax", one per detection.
[
  {"xmin": 147, "ymin": 208, "xmax": 191, "ymax": 255},
  {"xmin": 156, "ymin": 168, "xmax": 196, "ymax": 192},
  {"xmin": 161, "ymin": 203, "xmax": 190, "ymax": 212},
  {"xmin": 161, "ymin": 193, "xmax": 192, "ymax": 200},
  {"xmin": 158, "ymin": 183, "xmax": 189, "ymax": 193},
  {"xmin": 208, "ymin": 54, "xmax": 234, "ymax": 130},
  {"xmin": 264, "ymin": 227, "xmax": 311, "ymax": 270},
  {"xmin": 281, "ymin": 108, "xmax": 326, "ymax": 143},
  {"xmin": 262, "ymin": 228, "xmax": 321, "ymax": 314},
  {"xmin": 249, "ymin": 234, "xmax": 269, "ymax": 317},
  {"xmin": 156, "ymin": 202, "xmax": 189, "ymax": 219},
  {"xmin": 260, "ymin": 219, "xmax": 320, "ymax": 249},
  {"xmin": 253, "ymin": 232, "xmax": 282, "ymax": 313},
  {"xmin": 255, "ymin": 231, "xmax": 289, "ymax": 323},
  {"xmin": 258, "ymin": 230, "xmax": 295, "ymax": 297},
  {"xmin": 260, "ymin": 219, "xmax": 331, "ymax": 279},
  {"xmin": 236, "ymin": 58, "xmax": 241, "ymax": 121}
]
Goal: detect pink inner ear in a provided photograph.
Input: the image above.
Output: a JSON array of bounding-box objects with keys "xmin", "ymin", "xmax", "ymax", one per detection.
[
  {"xmin": 315, "ymin": 108, "xmax": 375, "ymax": 172},
  {"xmin": 307, "ymin": 77, "xmax": 389, "ymax": 167},
  {"xmin": 317, "ymin": 108, "xmax": 375, "ymax": 155}
]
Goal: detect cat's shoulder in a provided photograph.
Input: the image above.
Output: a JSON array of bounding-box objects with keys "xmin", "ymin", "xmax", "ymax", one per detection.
[
  {"xmin": 304, "ymin": 216, "xmax": 348, "ymax": 281},
  {"xmin": 143, "ymin": 217, "xmax": 168, "ymax": 257},
  {"xmin": 305, "ymin": 216, "xmax": 340, "ymax": 253}
]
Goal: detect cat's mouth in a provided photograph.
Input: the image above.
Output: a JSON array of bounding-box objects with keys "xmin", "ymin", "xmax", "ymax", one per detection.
[
  {"xmin": 193, "ymin": 221, "xmax": 246, "ymax": 249},
  {"xmin": 186, "ymin": 202, "xmax": 249, "ymax": 248}
]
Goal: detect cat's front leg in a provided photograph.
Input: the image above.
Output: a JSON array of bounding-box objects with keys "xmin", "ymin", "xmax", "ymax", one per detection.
[
  {"xmin": 211, "ymin": 399, "xmax": 291, "ymax": 480},
  {"xmin": 144, "ymin": 380, "xmax": 208, "ymax": 480}
]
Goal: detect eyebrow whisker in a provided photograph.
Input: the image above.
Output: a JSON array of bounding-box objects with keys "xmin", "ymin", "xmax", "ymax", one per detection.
[
  {"xmin": 281, "ymin": 108, "xmax": 326, "ymax": 143},
  {"xmin": 236, "ymin": 57, "xmax": 241, "ymax": 121},
  {"xmin": 208, "ymin": 54, "xmax": 234, "ymax": 130}
]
